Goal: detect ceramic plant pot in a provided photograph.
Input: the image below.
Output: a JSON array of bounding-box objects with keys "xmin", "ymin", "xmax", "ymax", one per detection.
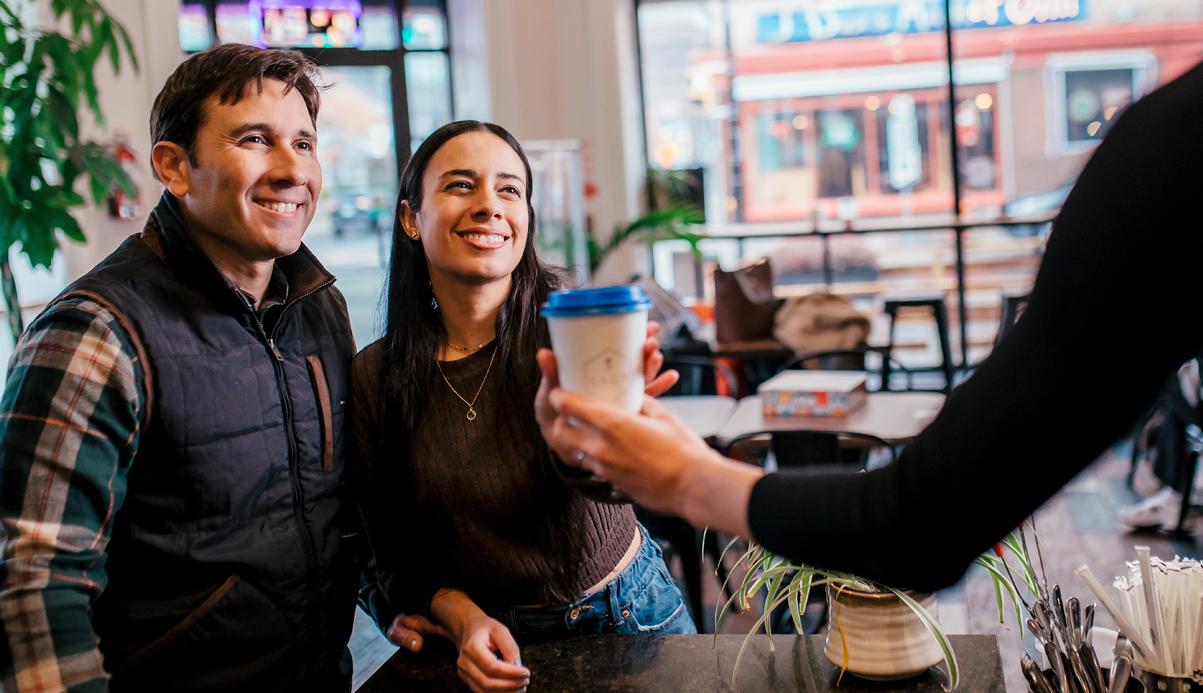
[{"xmin": 825, "ymin": 584, "xmax": 944, "ymax": 680}]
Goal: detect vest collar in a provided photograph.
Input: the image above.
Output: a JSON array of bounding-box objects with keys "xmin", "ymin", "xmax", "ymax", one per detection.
[{"xmin": 146, "ymin": 192, "xmax": 336, "ymax": 317}]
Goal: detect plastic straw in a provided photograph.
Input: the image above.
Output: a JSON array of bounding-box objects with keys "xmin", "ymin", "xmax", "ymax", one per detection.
[
  {"xmin": 1137, "ymin": 546, "xmax": 1172, "ymax": 673},
  {"xmin": 1076, "ymin": 565, "xmax": 1163, "ymax": 672},
  {"xmin": 1191, "ymin": 594, "xmax": 1203, "ymax": 675}
]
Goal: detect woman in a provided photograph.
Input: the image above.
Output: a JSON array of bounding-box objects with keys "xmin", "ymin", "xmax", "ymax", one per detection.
[{"xmin": 351, "ymin": 121, "xmax": 695, "ymax": 693}]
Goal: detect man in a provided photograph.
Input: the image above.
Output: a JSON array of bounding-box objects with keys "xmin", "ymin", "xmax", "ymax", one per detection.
[{"xmin": 0, "ymin": 44, "xmax": 359, "ymax": 691}]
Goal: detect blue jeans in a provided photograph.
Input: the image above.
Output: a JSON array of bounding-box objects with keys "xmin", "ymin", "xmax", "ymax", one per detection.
[{"xmin": 485, "ymin": 525, "xmax": 697, "ymax": 640}]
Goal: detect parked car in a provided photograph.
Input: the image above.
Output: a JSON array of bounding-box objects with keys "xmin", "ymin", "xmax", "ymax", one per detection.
[
  {"xmin": 328, "ymin": 191, "xmax": 393, "ymax": 237},
  {"xmin": 1002, "ymin": 176, "xmax": 1077, "ymax": 237}
]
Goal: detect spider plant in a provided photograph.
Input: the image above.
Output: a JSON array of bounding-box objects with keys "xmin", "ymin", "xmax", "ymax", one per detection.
[
  {"xmin": 972, "ymin": 520, "xmax": 1046, "ymax": 638},
  {"xmin": 714, "ymin": 538, "xmax": 959, "ymax": 689}
]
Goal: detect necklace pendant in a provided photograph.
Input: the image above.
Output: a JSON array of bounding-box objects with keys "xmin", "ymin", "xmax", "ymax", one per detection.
[{"xmin": 466, "ymin": 408, "xmax": 477, "ymax": 421}]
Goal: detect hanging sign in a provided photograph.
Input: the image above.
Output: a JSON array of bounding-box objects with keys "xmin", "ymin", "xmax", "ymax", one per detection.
[
  {"xmin": 886, "ymin": 94, "xmax": 922, "ymax": 190},
  {"xmin": 250, "ymin": 1, "xmax": 363, "ymax": 48}
]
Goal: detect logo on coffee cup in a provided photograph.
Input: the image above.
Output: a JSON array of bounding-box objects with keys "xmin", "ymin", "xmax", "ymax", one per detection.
[{"xmin": 584, "ymin": 349, "xmax": 630, "ymax": 403}]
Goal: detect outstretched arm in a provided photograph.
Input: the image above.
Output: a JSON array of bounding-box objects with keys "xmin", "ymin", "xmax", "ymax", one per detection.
[{"xmin": 536, "ymin": 59, "xmax": 1203, "ymax": 591}]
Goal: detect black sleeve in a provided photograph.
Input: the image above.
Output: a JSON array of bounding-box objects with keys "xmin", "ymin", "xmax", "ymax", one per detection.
[{"xmin": 747, "ymin": 59, "xmax": 1203, "ymax": 592}]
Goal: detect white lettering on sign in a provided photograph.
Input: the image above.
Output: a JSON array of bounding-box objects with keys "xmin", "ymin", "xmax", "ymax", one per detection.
[{"xmin": 964, "ymin": 0, "xmax": 1081, "ymax": 26}]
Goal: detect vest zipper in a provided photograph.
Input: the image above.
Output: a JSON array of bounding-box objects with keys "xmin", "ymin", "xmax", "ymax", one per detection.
[{"xmin": 263, "ymin": 276, "xmax": 336, "ymax": 576}]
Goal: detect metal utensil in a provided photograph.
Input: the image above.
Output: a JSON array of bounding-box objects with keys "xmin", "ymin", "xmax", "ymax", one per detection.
[
  {"xmin": 1067, "ymin": 647, "xmax": 1097, "ymax": 693},
  {"xmin": 1083, "ymin": 604, "xmax": 1095, "ymax": 646},
  {"xmin": 1081, "ymin": 641, "xmax": 1107, "ymax": 693},
  {"xmin": 1054, "ymin": 585, "xmax": 1068, "ymax": 634},
  {"xmin": 1022, "ymin": 654, "xmax": 1058, "ymax": 693},
  {"xmin": 1114, "ymin": 635, "xmax": 1129, "ymax": 659},
  {"xmin": 1069, "ymin": 597, "xmax": 1082, "ymax": 648},
  {"xmin": 1029, "ymin": 617, "xmax": 1054, "ymax": 646},
  {"xmin": 1035, "ymin": 600, "xmax": 1056, "ymax": 638},
  {"xmin": 1108, "ymin": 650, "xmax": 1134, "ymax": 693},
  {"xmin": 1048, "ymin": 641, "xmax": 1071, "ymax": 693}
]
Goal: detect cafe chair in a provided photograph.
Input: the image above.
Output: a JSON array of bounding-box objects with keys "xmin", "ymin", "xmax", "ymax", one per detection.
[
  {"xmin": 775, "ymin": 346, "xmax": 914, "ymax": 392},
  {"xmin": 882, "ymin": 296, "xmax": 955, "ymax": 394},
  {"xmin": 995, "ymin": 291, "xmax": 1032, "ymax": 345},
  {"xmin": 723, "ymin": 429, "xmax": 897, "ymax": 634},
  {"xmin": 662, "ymin": 355, "xmax": 739, "ymax": 397},
  {"xmin": 724, "ymin": 429, "xmax": 896, "ymax": 474}
]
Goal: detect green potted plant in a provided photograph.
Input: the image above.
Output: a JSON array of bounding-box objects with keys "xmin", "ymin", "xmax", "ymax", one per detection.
[
  {"xmin": 716, "ymin": 540, "xmax": 959, "ymax": 688},
  {"xmin": 587, "ymin": 201, "xmax": 705, "ymax": 276},
  {"xmin": 715, "ymin": 522, "xmax": 1046, "ymax": 689},
  {"xmin": 588, "ymin": 167, "xmax": 707, "ymax": 276},
  {"xmin": 0, "ymin": 0, "xmax": 138, "ymax": 343}
]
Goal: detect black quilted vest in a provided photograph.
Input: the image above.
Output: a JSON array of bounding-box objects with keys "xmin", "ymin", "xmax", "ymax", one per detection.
[{"xmin": 58, "ymin": 195, "xmax": 358, "ymax": 692}]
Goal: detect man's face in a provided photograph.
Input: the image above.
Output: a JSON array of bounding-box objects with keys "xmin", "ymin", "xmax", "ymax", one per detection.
[{"xmin": 172, "ymin": 79, "xmax": 321, "ymax": 265}]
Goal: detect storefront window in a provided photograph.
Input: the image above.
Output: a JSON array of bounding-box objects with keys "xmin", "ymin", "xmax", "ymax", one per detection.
[
  {"xmin": 815, "ymin": 109, "xmax": 865, "ymax": 199},
  {"xmin": 176, "ymin": 0, "xmax": 455, "ymax": 345},
  {"xmin": 402, "ymin": 2, "xmax": 447, "ymax": 50},
  {"xmin": 639, "ymin": 0, "xmax": 1203, "ymax": 362},
  {"xmin": 404, "ymin": 51, "xmax": 453, "ymax": 151},
  {"xmin": 179, "ymin": 3, "xmax": 212, "ymax": 51}
]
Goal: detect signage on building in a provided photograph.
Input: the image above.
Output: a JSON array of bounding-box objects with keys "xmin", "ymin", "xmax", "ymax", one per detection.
[
  {"xmin": 885, "ymin": 94, "xmax": 922, "ymax": 190},
  {"xmin": 250, "ymin": 0, "xmax": 363, "ymax": 48},
  {"xmin": 757, "ymin": 0, "xmax": 1085, "ymax": 44}
]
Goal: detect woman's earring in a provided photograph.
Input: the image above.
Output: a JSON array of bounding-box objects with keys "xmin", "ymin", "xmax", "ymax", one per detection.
[{"xmin": 429, "ymin": 280, "xmax": 438, "ymax": 310}]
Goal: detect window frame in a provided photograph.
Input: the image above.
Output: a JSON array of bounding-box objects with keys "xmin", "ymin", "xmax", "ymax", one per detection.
[
  {"xmin": 178, "ymin": 0, "xmax": 456, "ymax": 168},
  {"xmin": 1043, "ymin": 49, "xmax": 1158, "ymax": 157}
]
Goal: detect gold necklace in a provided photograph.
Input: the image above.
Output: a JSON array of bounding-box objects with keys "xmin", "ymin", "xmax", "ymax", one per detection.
[
  {"xmin": 446, "ymin": 340, "xmax": 490, "ymax": 353},
  {"xmin": 435, "ymin": 344, "xmax": 496, "ymax": 421}
]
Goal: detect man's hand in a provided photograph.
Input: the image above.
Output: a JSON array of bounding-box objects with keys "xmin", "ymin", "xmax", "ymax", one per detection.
[
  {"xmin": 386, "ymin": 613, "xmax": 453, "ymax": 652},
  {"xmin": 535, "ymin": 322, "xmax": 678, "ymax": 466},
  {"xmin": 538, "ymin": 386, "xmax": 763, "ymax": 539}
]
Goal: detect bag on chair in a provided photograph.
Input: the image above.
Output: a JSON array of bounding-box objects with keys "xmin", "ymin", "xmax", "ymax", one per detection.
[
  {"xmin": 772, "ymin": 293, "xmax": 870, "ymax": 355},
  {"xmin": 714, "ymin": 259, "xmax": 781, "ymax": 344}
]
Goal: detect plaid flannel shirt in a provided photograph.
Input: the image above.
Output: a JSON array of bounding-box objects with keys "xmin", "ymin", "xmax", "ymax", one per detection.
[{"xmin": 0, "ymin": 297, "xmax": 146, "ymax": 693}]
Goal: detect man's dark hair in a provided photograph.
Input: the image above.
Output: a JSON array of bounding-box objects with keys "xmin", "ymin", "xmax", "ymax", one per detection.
[{"xmin": 149, "ymin": 44, "xmax": 323, "ymax": 181}]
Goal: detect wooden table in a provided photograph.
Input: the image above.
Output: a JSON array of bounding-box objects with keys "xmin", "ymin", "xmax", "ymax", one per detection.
[
  {"xmin": 359, "ymin": 633, "xmax": 1007, "ymax": 693},
  {"xmin": 716, "ymin": 392, "xmax": 945, "ymax": 448},
  {"xmin": 659, "ymin": 396, "xmax": 737, "ymax": 443}
]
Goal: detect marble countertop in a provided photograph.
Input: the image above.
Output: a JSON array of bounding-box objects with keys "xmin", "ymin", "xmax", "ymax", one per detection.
[{"xmin": 359, "ymin": 633, "xmax": 1007, "ymax": 693}]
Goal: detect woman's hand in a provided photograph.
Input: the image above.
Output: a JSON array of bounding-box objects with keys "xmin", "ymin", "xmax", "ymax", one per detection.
[
  {"xmin": 640, "ymin": 322, "xmax": 680, "ymax": 398},
  {"xmin": 535, "ymin": 322, "xmax": 678, "ymax": 465},
  {"xmin": 455, "ymin": 614, "xmax": 529, "ymax": 693},
  {"xmin": 537, "ymin": 385, "xmax": 763, "ymax": 539},
  {"xmin": 431, "ymin": 589, "xmax": 530, "ymax": 693},
  {"xmin": 386, "ymin": 613, "xmax": 453, "ymax": 652}
]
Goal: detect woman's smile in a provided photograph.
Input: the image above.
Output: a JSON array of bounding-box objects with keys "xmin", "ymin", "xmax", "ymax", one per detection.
[{"xmin": 455, "ymin": 227, "xmax": 511, "ymax": 249}]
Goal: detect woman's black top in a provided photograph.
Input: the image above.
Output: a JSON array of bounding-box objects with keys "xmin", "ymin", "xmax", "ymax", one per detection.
[{"xmin": 748, "ymin": 59, "xmax": 1203, "ymax": 592}]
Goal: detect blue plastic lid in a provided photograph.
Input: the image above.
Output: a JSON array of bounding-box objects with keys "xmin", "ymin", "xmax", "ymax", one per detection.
[{"xmin": 541, "ymin": 286, "xmax": 653, "ymax": 317}]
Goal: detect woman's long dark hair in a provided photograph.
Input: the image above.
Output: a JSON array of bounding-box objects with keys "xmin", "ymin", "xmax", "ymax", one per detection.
[{"xmin": 375, "ymin": 120, "xmax": 585, "ymax": 603}]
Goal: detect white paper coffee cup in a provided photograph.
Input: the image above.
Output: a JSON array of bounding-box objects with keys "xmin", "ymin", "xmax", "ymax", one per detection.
[{"xmin": 542, "ymin": 286, "xmax": 653, "ymax": 414}]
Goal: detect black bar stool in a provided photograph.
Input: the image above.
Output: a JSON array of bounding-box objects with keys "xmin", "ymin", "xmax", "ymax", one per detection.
[
  {"xmin": 995, "ymin": 291, "xmax": 1032, "ymax": 345},
  {"xmin": 882, "ymin": 296, "xmax": 954, "ymax": 393}
]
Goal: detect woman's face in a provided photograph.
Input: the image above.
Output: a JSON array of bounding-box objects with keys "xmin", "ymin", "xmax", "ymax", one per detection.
[{"xmin": 402, "ymin": 131, "xmax": 530, "ymax": 289}]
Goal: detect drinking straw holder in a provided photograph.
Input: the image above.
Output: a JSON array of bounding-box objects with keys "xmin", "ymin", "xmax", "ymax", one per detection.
[
  {"xmin": 1077, "ymin": 552, "xmax": 1203, "ymax": 690},
  {"xmin": 1138, "ymin": 671, "xmax": 1202, "ymax": 693},
  {"xmin": 1030, "ymin": 668, "xmax": 1144, "ymax": 693}
]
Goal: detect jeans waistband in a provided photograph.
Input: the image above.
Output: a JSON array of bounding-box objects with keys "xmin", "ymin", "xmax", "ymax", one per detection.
[{"xmin": 486, "ymin": 525, "xmax": 659, "ymax": 636}]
